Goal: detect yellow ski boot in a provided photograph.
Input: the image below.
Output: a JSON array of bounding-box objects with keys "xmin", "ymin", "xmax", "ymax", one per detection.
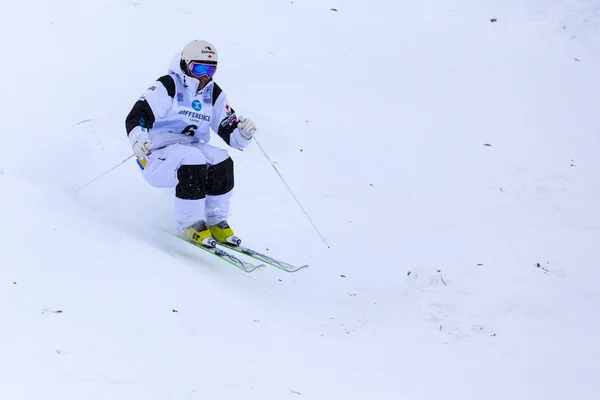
[
  {"xmin": 184, "ymin": 221, "xmax": 216, "ymax": 248},
  {"xmin": 208, "ymin": 221, "xmax": 241, "ymax": 246}
]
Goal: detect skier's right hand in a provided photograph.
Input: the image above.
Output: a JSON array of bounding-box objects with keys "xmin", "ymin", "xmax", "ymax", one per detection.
[{"xmin": 133, "ymin": 139, "xmax": 152, "ymax": 158}]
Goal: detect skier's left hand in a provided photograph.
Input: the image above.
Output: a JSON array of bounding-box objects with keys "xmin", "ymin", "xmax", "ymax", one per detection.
[{"xmin": 238, "ymin": 116, "xmax": 257, "ymax": 139}]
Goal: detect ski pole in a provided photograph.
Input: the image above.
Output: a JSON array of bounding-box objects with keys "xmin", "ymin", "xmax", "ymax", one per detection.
[
  {"xmin": 255, "ymin": 137, "xmax": 330, "ymax": 249},
  {"xmin": 75, "ymin": 154, "xmax": 135, "ymax": 193}
]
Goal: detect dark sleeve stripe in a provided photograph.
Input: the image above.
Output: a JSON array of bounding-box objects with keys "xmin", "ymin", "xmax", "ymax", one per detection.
[
  {"xmin": 158, "ymin": 75, "xmax": 176, "ymax": 98},
  {"xmin": 212, "ymin": 82, "xmax": 223, "ymax": 106},
  {"xmin": 125, "ymin": 100, "xmax": 156, "ymax": 135},
  {"xmin": 217, "ymin": 106, "xmax": 237, "ymax": 145},
  {"xmin": 211, "ymin": 81, "xmax": 236, "ymax": 144}
]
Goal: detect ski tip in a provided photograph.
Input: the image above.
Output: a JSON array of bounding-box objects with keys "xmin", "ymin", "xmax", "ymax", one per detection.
[
  {"xmin": 283, "ymin": 264, "xmax": 309, "ymax": 273},
  {"xmin": 246, "ymin": 264, "xmax": 267, "ymax": 273}
]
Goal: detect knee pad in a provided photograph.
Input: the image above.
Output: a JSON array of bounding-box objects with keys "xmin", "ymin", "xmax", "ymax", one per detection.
[
  {"xmin": 176, "ymin": 164, "xmax": 207, "ymax": 200},
  {"xmin": 206, "ymin": 157, "xmax": 234, "ymax": 196}
]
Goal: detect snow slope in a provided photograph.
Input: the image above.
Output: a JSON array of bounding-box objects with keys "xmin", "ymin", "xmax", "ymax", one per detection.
[{"xmin": 1, "ymin": 0, "xmax": 600, "ymax": 399}]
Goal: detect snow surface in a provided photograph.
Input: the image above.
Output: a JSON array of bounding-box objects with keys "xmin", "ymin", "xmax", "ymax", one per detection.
[{"xmin": 1, "ymin": 0, "xmax": 600, "ymax": 399}]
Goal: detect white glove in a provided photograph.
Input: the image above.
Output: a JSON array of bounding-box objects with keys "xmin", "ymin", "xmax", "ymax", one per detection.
[
  {"xmin": 133, "ymin": 139, "xmax": 152, "ymax": 158},
  {"xmin": 237, "ymin": 116, "xmax": 257, "ymax": 139}
]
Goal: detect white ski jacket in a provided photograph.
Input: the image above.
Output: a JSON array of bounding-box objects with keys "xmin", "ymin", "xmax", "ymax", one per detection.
[{"xmin": 125, "ymin": 54, "xmax": 251, "ymax": 151}]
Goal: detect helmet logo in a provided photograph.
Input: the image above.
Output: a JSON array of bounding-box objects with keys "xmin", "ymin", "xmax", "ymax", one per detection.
[{"xmin": 201, "ymin": 46, "xmax": 216, "ymax": 57}]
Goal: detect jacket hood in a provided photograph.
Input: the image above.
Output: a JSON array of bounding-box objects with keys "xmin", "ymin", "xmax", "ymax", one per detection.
[
  {"xmin": 168, "ymin": 53, "xmax": 213, "ymax": 95},
  {"xmin": 168, "ymin": 52, "xmax": 186, "ymax": 77}
]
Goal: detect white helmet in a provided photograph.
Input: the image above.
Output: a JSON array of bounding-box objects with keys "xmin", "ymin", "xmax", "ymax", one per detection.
[{"xmin": 182, "ymin": 40, "xmax": 218, "ymax": 65}]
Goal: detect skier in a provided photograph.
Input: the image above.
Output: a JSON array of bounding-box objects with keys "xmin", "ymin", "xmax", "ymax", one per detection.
[{"xmin": 125, "ymin": 40, "xmax": 257, "ymax": 247}]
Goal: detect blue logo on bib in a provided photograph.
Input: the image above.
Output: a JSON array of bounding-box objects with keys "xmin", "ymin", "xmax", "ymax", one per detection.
[{"xmin": 192, "ymin": 100, "xmax": 202, "ymax": 111}]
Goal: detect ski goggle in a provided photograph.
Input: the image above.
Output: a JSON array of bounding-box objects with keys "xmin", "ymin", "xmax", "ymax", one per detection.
[{"xmin": 189, "ymin": 62, "xmax": 217, "ymax": 78}]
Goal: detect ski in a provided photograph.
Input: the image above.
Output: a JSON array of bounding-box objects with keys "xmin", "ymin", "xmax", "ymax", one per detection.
[
  {"xmin": 163, "ymin": 230, "xmax": 265, "ymax": 273},
  {"xmin": 216, "ymin": 242, "xmax": 309, "ymax": 273}
]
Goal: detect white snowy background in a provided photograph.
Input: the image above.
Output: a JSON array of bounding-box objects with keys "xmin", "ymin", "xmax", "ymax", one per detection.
[{"xmin": 1, "ymin": 0, "xmax": 600, "ymax": 399}]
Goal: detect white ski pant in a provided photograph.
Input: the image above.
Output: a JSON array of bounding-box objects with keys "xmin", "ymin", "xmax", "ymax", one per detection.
[{"xmin": 139, "ymin": 142, "xmax": 234, "ymax": 231}]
